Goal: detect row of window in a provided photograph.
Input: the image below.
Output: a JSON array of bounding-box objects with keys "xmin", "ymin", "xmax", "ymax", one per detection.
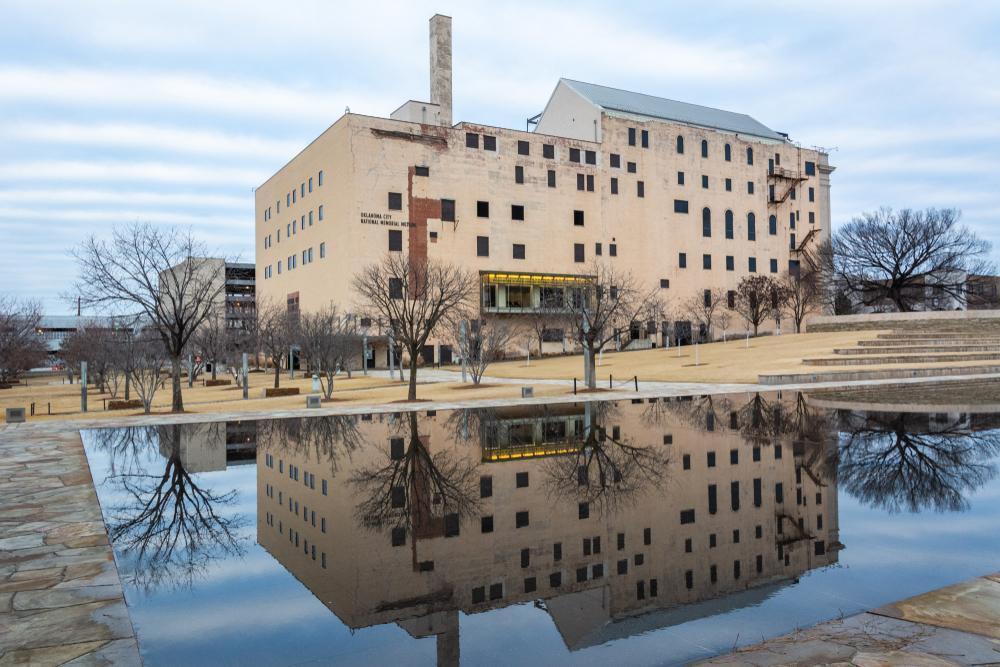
[
  {"xmin": 266, "ymin": 170, "xmax": 324, "ymax": 222},
  {"xmin": 264, "ymin": 207, "xmax": 325, "ymax": 250},
  {"xmin": 263, "ymin": 243, "xmax": 326, "ymax": 279}
]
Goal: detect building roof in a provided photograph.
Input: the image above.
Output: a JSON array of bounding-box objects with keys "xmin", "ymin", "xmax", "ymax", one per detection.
[{"xmin": 561, "ymin": 78, "xmax": 786, "ymax": 141}]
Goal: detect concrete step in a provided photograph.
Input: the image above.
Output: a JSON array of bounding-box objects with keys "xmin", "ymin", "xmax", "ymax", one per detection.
[
  {"xmin": 877, "ymin": 332, "xmax": 1000, "ymax": 340},
  {"xmin": 759, "ymin": 364, "xmax": 1000, "ymax": 385},
  {"xmin": 860, "ymin": 337, "xmax": 1000, "ymax": 347},
  {"xmin": 805, "ymin": 352, "xmax": 1000, "ymax": 366},
  {"xmin": 836, "ymin": 344, "xmax": 1000, "ymax": 355}
]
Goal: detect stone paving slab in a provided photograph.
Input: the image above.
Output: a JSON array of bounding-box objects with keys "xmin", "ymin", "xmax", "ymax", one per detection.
[
  {"xmin": 0, "ymin": 427, "xmax": 139, "ymax": 666},
  {"xmin": 699, "ymin": 574, "xmax": 1000, "ymax": 666}
]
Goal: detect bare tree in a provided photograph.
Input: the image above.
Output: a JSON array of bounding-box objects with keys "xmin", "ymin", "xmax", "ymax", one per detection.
[
  {"xmin": 192, "ymin": 313, "xmax": 230, "ymax": 382},
  {"xmin": 298, "ymin": 305, "xmax": 355, "ymax": 399},
  {"xmin": 127, "ymin": 327, "xmax": 167, "ymax": 414},
  {"xmin": 70, "ymin": 224, "xmax": 227, "ymax": 411},
  {"xmin": 781, "ymin": 268, "xmax": 822, "ymax": 333},
  {"xmin": 716, "ymin": 307, "xmax": 733, "ymax": 342},
  {"xmin": 446, "ymin": 312, "xmax": 519, "ymax": 385},
  {"xmin": 731, "ymin": 275, "xmax": 783, "ymax": 336},
  {"xmin": 682, "ymin": 287, "xmax": 726, "ymax": 342},
  {"xmin": 572, "ymin": 264, "xmax": 661, "ymax": 389},
  {"xmin": 0, "ymin": 296, "xmax": 46, "ymax": 385},
  {"xmin": 256, "ymin": 298, "xmax": 296, "ymax": 389},
  {"xmin": 830, "ymin": 207, "xmax": 992, "ymax": 312},
  {"xmin": 352, "ymin": 254, "xmax": 473, "ymax": 400},
  {"xmin": 524, "ymin": 290, "xmax": 573, "ymax": 357}
]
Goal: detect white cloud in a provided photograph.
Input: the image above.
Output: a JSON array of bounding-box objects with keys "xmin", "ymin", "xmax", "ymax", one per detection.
[
  {"xmin": 0, "ymin": 159, "xmax": 266, "ymax": 187},
  {"xmin": 0, "ymin": 187, "xmax": 247, "ymax": 209},
  {"xmin": 0, "ymin": 121, "xmax": 301, "ymax": 161}
]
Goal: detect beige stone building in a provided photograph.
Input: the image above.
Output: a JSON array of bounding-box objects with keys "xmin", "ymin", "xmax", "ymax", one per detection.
[
  {"xmin": 256, "ymin": 393, "xmax": 839, "ymax": 661},
  {"xmin": 254, "ymin": 15, "xmax": 834, "ymax": 365}
]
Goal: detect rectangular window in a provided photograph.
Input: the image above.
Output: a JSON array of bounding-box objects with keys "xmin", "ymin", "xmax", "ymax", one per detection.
[
  {"xmin": 726, "ymin": 255, "xmax": 734, "ymax": 271},
  {"xmin": 574, "ymin": 243, "xmax": 585, "ymax": 263},
  {"xmin": 595, "ymin": 242, "xmax": 602, "ymax": 256},
  {"xmin": 610, "ymin": 153, "xmax": 621, "ymax": 168},
  {"xmin": 441, "ymin": 199, "xmax": 455, "ymax": 222},
  {"xmin": 513, "ymin": 243, "xmax": 525, "ymax": 260},
  {"xmin": 627, "ymin": 161, "xmax": 637, "ymax": 173},
  {"xmin": 517, "ymin": 140, "xmax": 529, "ymax": 156},
  {"xmin": 477, "ymin": 201, "xmax": 489, "ymax": 218},
  {"xmin": 480, "ymin": 475, "xmax": 492, "ymax": 498},
  {"xmin": 569, "ymin": 147, "xmax": 581, "ymax": 163},
  {"xmin": 677, "ymin": 171, "xmax": 685, "ymax": 185},
  {"xmin": 805, "ymin": 161, "xmax": 816, "ymax": 176},
  {"xmin": 319, "ymin": 242, "xmax": 325, "ymax": 258},
  {"xmin": 514, "ymin": 166, "xmax": 524, "ymax": 184},
  {"xmin": 609, "ymin": 243, "xmax": 617, "ymax": 256},
  {"xmin": 809, "ymin": 211, "xmax": 816, "ymax": 224},
  {"xmin": 725, "ymin": 178, "xmax": 732, "ymax": 192},
  {"xmin": 628, "ymin": 127, "xmax": 636, "ymax": 146},
  {"xmin": 749, "ymin": 257, "xmax": 757, "ymax": 273},
  {"xmin": 610, "ymin": 177, "xmax": 618, "ymax": 194},
  {"xmin": 641, "ymin": 129, "xmax": 649, "ymax": 148},
  {"xmin": 674, "ymin": 200, "xmax": 688, "ymax": 213},
  {"xmin": 702, "ymin": 174, "xmax": 709, "ymax": 189},
  {"xmin": 587, "ymin": 174, "xmax": 595, "ymax": 191},
  {"xmin": 660, "ymin": 278, "xmax": 669, "ymax": 288},
  {"xmin": 511, "ymin": 204, "xmax": 524, "ymax": 221},
  {"xmin": 543, "ymin": 143, "xmax": 554, "ymax": 159},
  {"xmin": 318, "ymin": 170, "xmax": 323, "ymax": 186},
  {"xmin": 577, "ymin": 173, "xmax": 585, "ymax": 191},
  {"xmin": 573, "ymin": 210, "xmax": 584, "ymax": 226},
  {"xmin": 388, "ymin": 192, "xmax": 402, "ymax": 210},
  {"xmin": 476, "ymin": 236, "xmax": 489, "ymax": 257},
  {"xmin": 637, "ymin": 181, "xmax": 644, "ymax": 197},
  {"xmin": 466, "ymin": 132, "xmax": 479, "ymax": 148},
  {"xmin": 747, "ymin": 181, "xmax": 755, "ymax": 194},
  {"xmin": 770, "ymin": 258, "xmax": 778, "ymax": 273},
  {"xmin": 678, "ymin": 252, "xmax": 687, "ymax": 268},
  {"xmin": 318, "ymin": 205, "xmax": 324, "ymax": 221},
  {"xmin": 680, "ymin": 509, "xmax": 695, "ymax": 524},
  {"xmin": 703, "ymin": 254, "xmax": 712, "ymax": 270},
  {"xmin": 388, "ymin": 277, "xmax": 403, "ymax": 299},
  {"xmin": 585, "ymin": 150, "xmax": 596, "ymax": 165},
  {"xmin": 483, "ymin": 135, "xmax": 497, "ymax": 151},
  {"xmin": 414, "ymin": 165, "xmax": 430, "ymax": 177},
  {"xmin": 547, "ymin": 170, "xmax": 556, "ymax": 188},
  {"xmin": 769, "ymin": 216, "xmax": 777, "ymax": 235}
]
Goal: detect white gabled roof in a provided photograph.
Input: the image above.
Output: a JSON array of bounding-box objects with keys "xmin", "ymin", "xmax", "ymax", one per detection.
[{"xmin": 561, "ymin": 78, "xmax": 786, "ymax": 141}]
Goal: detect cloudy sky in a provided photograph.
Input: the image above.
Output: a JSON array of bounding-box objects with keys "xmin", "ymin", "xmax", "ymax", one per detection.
[{"xmin": 2, "ymin": 0, "xmax": 998, "ymax": 312}]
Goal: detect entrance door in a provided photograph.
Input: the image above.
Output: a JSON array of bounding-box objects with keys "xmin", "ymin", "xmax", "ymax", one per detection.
[
  {"xmin": 439, "ymin": 345, "xmax": 453, "ymax": 365},
  {"xmin": 420, "ymin": 345, "xmax": 435, "ymax": 365}
]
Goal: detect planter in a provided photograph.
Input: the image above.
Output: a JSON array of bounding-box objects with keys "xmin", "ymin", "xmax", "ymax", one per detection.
[
  {"xmin": 205, "ymin": 379, "xmax": 232, "ymax": 387},
  {"xmin": 264, "ymin": 387, "xmax": 300, "ymax": 398},
  {"xmin": 107, "ymin": 399, "xmax": 144, "ymax": 411}
]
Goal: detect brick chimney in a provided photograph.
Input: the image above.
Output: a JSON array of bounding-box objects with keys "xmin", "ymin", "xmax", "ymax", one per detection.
[{"xmin": 429, "ymin": 14, "xmax": 452, "ymax": 126}]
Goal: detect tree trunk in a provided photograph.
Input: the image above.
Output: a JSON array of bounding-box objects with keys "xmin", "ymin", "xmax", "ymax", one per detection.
[
  {"xmin": 753, "ymin": 322, "xmax": 760, "ymax": 336},
  {"xmin": 211, "ymin": 361, "xmax": 217, "ymax": 381},
  {"xmin": 171, "ymin": 356, "xmax": 183, "ymax": 412},
  {"xmin": 273, "ymin": 360, "xmax": 280, "ymax": 389},
  {"xmin": 408, "ymin": 353, "xmax": 419, "ymax": 400},
  {"xmin": 585, "ymin": 344, "xmax": 597, "ymax": 389}
]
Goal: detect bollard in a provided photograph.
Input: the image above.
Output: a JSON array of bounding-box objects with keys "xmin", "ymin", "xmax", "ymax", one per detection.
[
  {"xmin": 609, "ymin": 373, "xmax": 612, "ymax": 389},
  {"xmin": 242, "ymin": 353, "xmax": 249, "ymax": 400},
  {"xmin": 30, "ymin": 402, "xmax": 35, "ymax": 416},
  {"xmin": 573, "ymin": 378, "xmax": 577, "ymax": 395},
  {"xmin": 634, "ymin": 376, "xmax": 638, "ymax": 391},
  {"xmin": 80, "ymin": 361, "xmax": 88, "ymax": 412},
  {"xmin": 48, "ymin": 402, "xmax": 51, "ymax": 415}
]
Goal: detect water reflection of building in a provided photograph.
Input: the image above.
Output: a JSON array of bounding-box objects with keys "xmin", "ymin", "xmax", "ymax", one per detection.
[
  {"xmin": 157, "ymin": 421, "xmax": 258, "ymax": 473},
  {"xmin": 255, "ymin": 395, "xmax": 839, "ymax": 664}
]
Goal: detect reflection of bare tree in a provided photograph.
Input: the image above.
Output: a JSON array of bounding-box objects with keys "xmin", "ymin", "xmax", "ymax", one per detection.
[
  {"xmin": 542, "ymin": 402, "xmax": 669, "ymax": 514},
  {"xmin": 256, "ymin": 415, "xmax": 367, "ymax": 479},
  {"xmin": 657, "ymin": 394, "xmax": 733, "ymax": 434},
  {"xmin": 736, "ymin": 393, "xmax": 795, "ymax": 447},
  {"xmin": 836, "ymin": 411, "xmax": 1000, "ymax": 513},
  {"xmin": 93, "ymin": 423, "xmax": 246, "ymax": 592},
  {"xmin": 350, "ymin": 412, "xmax": 480, "ymax": 544}
]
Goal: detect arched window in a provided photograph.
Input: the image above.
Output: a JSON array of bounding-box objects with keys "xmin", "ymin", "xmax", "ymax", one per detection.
[
  {"xmin": 724, "ymin": 210, "xmax": 734, "ymax": 239},
  {"xmin": 702, "ymin": 207, "xmax": 711, "ymax": 237},
  {"xmin": 724, "ymin": 144, "xmax": 732, "ymax": 161},
  {"xmin": 676, "ymin": 135, "xmax": 684, "ymax": 154},
  {"xmin": 769, "ymin": 214, "xmax": 777, "ymax": 235},
  {"xmin": 747, "ymin": 212, "xmax": 756, "ymax": 241},
  {"xmin": 701, "ymin": 139, "xmax": 708, "ymax": 158},
  {"xmin": 746, "ymin": 147, "xmax": 753, "ymax": 165}
]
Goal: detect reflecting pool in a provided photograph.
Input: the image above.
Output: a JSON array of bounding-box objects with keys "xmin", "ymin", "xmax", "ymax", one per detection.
[{"xmin": 81, "ymin": 390, "xmax": 1000, "ymax": 666}]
